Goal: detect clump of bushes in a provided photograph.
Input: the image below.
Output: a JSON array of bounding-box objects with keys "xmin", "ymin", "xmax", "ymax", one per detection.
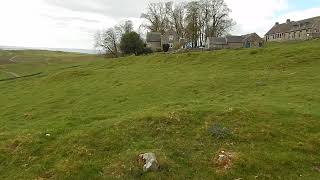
[
  {"xmin": 120, "ymin": 32, "xmax": 154, "ymax": 56},
  {"xmin": 137, "ymin": 47, "xmax": 153, "ymax": 55},
  {"xmin": 208, "ymin": 123, "xmax": 232, "ymax": 139},
  {"xmin": 120, "ymin": 32, "xmax": 145, "ymax": 56},
  {"xmin": 162, "ymin": 44, "xmax": 170, "ymax": 52}
]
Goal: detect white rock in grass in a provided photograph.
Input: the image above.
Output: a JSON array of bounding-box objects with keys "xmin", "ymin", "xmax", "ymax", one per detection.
[
  {"xmin": 218, "ymin": 154, "xmax": 226, "ymax": 162},
  {"xmin": 138, "ymin": 153, "xmax": 159, "ymax": 172}
]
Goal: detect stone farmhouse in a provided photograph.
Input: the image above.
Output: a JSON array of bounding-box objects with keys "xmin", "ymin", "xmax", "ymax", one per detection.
[
  {"xmin": 162, "ymin": 29, "xmax": 180, "ymax": 49},
  {"xmin": 146, "ymin": 30, "xmax": 183, "ymax": 51},
  {"xmin": 206, "ymin": 33, "xmax": 263, "ymax": 50},
  {"xmin": 146, "ymin": 32, "xmax": 162, "ymax": 51},
  {"xmin": 265, "ymin": 16, "xmax": 320, "ymax": 42}
]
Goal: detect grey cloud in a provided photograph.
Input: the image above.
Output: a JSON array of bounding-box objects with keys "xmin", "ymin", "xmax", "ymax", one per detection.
[
  {"xmin": 44, "ymin": 15, "xmax": 101, "ymax": 23},
  {"xmin": 44, "ymin": 0, "xmax": 149, "ymax": 19}
]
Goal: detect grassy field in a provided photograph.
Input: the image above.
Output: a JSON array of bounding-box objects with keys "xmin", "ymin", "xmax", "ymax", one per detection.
[
  {"xmin": 0, "ymin": 40, "xmax": 320, "ymax": 179},
  {"xmin": 0, "ymin": 50, "xmax": 99, "ymax": 79}
]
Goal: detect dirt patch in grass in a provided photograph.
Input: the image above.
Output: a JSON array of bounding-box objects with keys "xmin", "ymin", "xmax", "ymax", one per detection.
[
  {"xmin": 213, "ymin": 149, "xmax": 238, "ymax": 174},
  {"xmin": 7, "ymin": 140, "xmax": 22, "ymax": 152},
  {"xmin": 37, "ymin": 170, "xmax": 55, "ymax": 179},
  {"xmin": 313, "ymin": 165, "xmax": 320, "ymax": 173},
  {"xmin": 6, "ymin": 135, "xmax": 33, "ymax": 153}
]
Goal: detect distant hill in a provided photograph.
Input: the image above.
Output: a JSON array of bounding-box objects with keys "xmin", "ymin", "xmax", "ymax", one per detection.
[{"xmin": 0, "ymin": 45, "xmax": 98, "ymax": 54}]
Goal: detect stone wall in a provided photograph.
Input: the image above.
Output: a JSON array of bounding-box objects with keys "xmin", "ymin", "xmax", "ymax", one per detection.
[
  {"xmin": 211, "ymin": 44, "xmax": 228, "ymax": 50},
  {"xmin": 228, "ymin": 42, "xmax": 243, "ymax": 49}
]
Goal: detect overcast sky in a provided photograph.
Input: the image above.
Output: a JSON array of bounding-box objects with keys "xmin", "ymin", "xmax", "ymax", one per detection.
[{"xmin": 0, "ymin": 0, "xmax": 320, "ymax": 49}]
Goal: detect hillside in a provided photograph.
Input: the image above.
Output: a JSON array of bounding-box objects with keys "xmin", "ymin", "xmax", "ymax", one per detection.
[{"xmin": 0, "ymin": 40, "xmax": 320, "ymax": 179}]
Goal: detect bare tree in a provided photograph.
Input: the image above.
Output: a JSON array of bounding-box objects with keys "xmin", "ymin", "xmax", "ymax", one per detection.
[
  {"xmin": 141, "ymin": 2, "xmax": 169, "ymax": 34},
  {"xmin": 139, "ymin": 0, "xmax": 234, "ymax": 48},
  {"xmin": 166, "ymin": 2, "xmax": 186, "ymax": 39},
  {"xmin": 94, "ymin": 28, "xmax": 119, "ymax": 57},
  {"xmin": 205, "ymin": 0, "xmax": 234, "ymax": 38},
  {"xmin": 185, "ymin": 1, "xmax": 201, "ymax": 47},
  {"xmin": 115, "ymin": 20, "xmax": 134, "ymax": 35},
  {"xmin": 199, "ymin": 0, "xmax": 211, "ymax": 46},
  {"xmin": 183, "ymin": 0, "xmax": 234, "ymax": 47}
]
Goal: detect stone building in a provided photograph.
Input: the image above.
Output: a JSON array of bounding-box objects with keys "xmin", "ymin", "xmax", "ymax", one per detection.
[
  {"xmin": 206, "ymin": 37, "xmax": 228, "ymax": 50},
  {"xmin": 265, "ymin": 16, "xmax": 320, "ymax": 42},
  {"xmin": 146, "ymin": 32, "xmax": 162, "ymax": 51},
  {"xmin": 146, "ymin": 30, "xmax": 183, "ymax": 51},
  {"xmin": 226, "ymin": 36, "xmax": 244, "ymax": 49},
  {"xmin": 206, "ymin": 33, "xmax": 263, "ymax": 50},
  {"xmin": 161, "ymin": 29, "xmax": 180, "ymax": 50},
  {"xmin": 242, "ymin": 33, "xmax": 264, "ymax": 48}
]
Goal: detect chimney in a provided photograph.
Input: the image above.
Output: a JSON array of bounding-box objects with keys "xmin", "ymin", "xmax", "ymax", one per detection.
[
  {"xmin": 286, "ymin": 19, "xmax": 291, "ymax": 23},
  {"xmin": 275, "ymin": 22, "xmax": 279, "ymax": 25}
]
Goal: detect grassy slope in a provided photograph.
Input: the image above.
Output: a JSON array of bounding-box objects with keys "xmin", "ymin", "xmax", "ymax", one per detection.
[
  {"xmin": 0, "ymin": 50, "xmax": 99, "ymax": 79},
  {"xmin": 0, "ymin": 40, "xmax": 320, "ymax": 179}
]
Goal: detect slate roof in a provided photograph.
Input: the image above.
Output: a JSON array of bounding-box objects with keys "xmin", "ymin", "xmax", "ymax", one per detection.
[
  {"xmin": 209, "ymin": 36, "xmax": 247, "ymax": 44},
  {"xmin": 242, "ymin": 33, "xmax": 256, "ymax": 40},
  {"xmin": 208, "ymin": 37, "xmax": 227, "ymax": 45},
  {"xmin": 207, "ymin": 32, "xmax": 263, "ymax": 46},
  {"xmin": 242, "ymin": 33, "xmax": 263, "ymax": 41},
  {"xmin": 226, "ymin": 36, "xmax": 243, "ymax": 43},
  {"xmin": 266, "ymin": 16, "xmax": 320, "ymax": 35},
  {"xmin": 146, "ymin": 32, "xmax": 161, "ymax": 42}
]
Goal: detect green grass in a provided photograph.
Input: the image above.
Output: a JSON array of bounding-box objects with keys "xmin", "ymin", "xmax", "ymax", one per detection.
[
  {"xmin": 0, "ymin": 40, "xmax": 320, "ymax": 179},
  {"xmin": 0, "ymin": 50, "xmax": 100, "ymax": 79}
]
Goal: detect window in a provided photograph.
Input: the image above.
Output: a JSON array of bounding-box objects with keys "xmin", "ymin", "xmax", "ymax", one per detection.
[
  {"xmin": 169, "ymin": 43, "xmax": 173, "ymax": 48},
  {"xmin": 169, "ymin": 35, "xmax": 174, "ymax": 41}
]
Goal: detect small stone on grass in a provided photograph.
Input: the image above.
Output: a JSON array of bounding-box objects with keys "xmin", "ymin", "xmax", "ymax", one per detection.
[
  {"xmin": 138, "ymin": 153, "xmax": 160, "ymax": 172},
  {"xmin": 214, "ymin": 150, "xmax": 237, "ymax": 173}
]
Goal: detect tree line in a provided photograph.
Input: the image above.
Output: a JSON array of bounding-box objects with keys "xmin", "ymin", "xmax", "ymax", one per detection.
[
  {"xmin": 95, "ymin": 0, "xmax": 234, "ymax": 56},
  {"xmin": 94, "ymin": 20, "xmax": 149, "ymax": 57},
  {"xmin": 141, "ymin": 0, "xmax": 234, "ymax": 47}
]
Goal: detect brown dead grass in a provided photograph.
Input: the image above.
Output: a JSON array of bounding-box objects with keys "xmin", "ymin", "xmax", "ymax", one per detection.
[{"xmin": 213, "ymin": 149, "xmax": 238, "ymax": 173}]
